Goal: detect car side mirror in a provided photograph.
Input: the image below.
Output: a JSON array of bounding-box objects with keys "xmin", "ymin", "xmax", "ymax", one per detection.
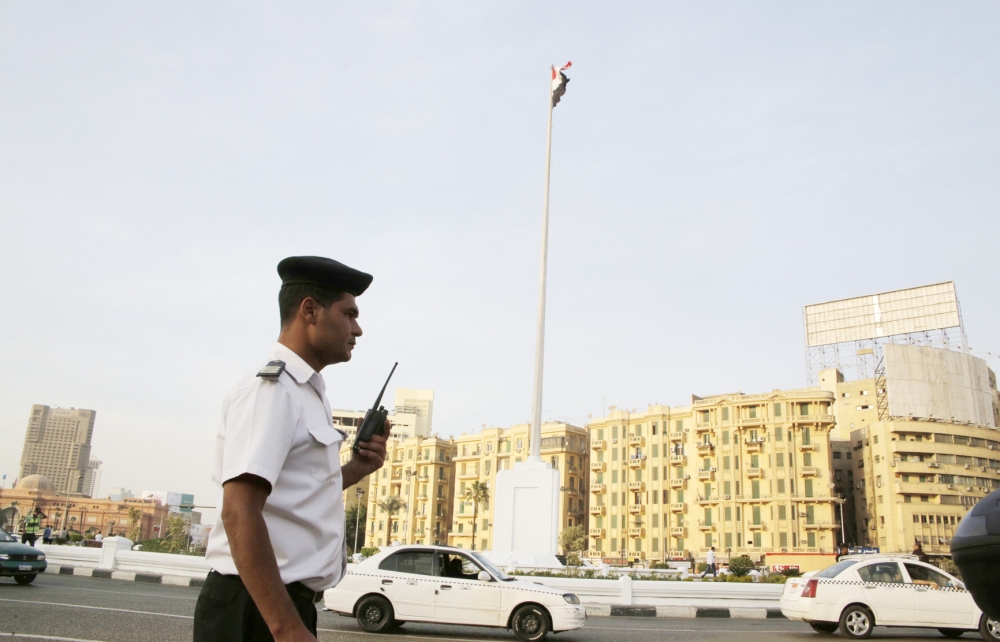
[{"xmin": 478, "ymin": 571, "xmax": 492, "ymax": 582}]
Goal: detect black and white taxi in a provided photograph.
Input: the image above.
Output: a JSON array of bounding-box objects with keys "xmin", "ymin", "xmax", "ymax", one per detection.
[
  {"xmin": 781, "ymin": 554, "xmax": 1000, "ymax": 640},
  {"xmin": 324, "ymin": 545, "xmax": 586, "ymax": 641}
]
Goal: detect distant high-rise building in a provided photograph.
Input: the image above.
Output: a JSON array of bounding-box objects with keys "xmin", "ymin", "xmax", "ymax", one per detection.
[
  {"xmin": 108, "ymin": 487, "xmax": 134, "ymax": 501},
  {"xmin": 82, "ymin": 458, "xmax": 102, "ymax": 498},
  {"xmin": 18, "ymin": 405, "xmax": 96, "ymax": 495}
]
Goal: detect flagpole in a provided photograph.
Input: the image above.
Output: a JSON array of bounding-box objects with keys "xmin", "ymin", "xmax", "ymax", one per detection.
[{"xmin": 529, "ymin": 70, "xmax": 556, "ymax": 463}]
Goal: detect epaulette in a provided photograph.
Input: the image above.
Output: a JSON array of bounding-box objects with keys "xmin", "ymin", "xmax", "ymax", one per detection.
[{"xmin": 256, "ymin": 360, "xmax": 286, "ymax": 380}]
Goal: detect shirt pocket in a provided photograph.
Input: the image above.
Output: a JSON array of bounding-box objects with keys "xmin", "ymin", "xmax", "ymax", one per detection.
[{"xmin": 306, "ymin": 423, "xmax": 343, "ymax": 483}]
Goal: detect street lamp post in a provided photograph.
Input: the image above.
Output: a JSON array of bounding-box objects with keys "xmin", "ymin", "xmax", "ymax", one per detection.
[{"xmin": 353, "ymin": 488, "xmax": 365, "ymax": 555}]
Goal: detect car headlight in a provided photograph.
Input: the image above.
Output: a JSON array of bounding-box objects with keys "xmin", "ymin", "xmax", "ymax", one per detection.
[
  {"xmin": 37, "ymin": 554, "xmax": 45, "ymax": 561},
  {"xmin": 0, "ymin": 554, "xmax": 8, "ymax": 560},
  {"xmin": 563, "ymin": 593, "xmax": 580, "ymax": 605}
]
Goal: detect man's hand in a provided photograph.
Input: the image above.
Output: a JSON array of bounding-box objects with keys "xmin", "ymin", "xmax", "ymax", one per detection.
[{"xmin": 342, "ymin": 418, "xmax": 389, "ymax": 488}]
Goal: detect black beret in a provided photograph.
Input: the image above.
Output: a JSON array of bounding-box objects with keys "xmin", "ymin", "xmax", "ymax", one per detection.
[{"xmin": 277, "ymin": 256, "xmax": 373, "ymax": 296}]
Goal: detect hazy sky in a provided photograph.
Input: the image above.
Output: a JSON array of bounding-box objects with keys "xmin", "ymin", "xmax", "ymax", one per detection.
[{"xmin": 2, "ymin": 3, "xmax": 998, "ymax": 521}]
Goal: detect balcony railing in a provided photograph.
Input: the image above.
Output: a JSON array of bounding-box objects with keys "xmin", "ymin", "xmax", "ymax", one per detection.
[
  {"xmin": 590, "ymin": 483, "xmax": 606, "ymax": 494},
  {"xmin": 589, "ymin": 528, "xmax": 605, "ymax": 538},
  {"xmin": 670, "ymin": 478, "xmax": 687, "ymax": 489},
  {"xmin": 627, "ymin": 527, "xmax": 645, "ymax": 538},
  {"xmin": 590, "ymin": 505, "xmax": 606, "ymax": 516},
  {"xmin": 698, "ymin": 469, "xmax": 715, "ymax": 481},
  {"xmin": 800, "ymin": 443, "xmax": 816, "ymax": 452},
  {"xmin": 591, "ymin": 462, "xmax": 607, "ymax": 473},
  {"xmin": 669, "ymin": 455, "xmax": 686, "ymax": 465},
  {"xmin": 746, "ymin": 467, "xmax": 763, "ymax": 478},
  {"xmin": 669, "ymin": 503, "xmax": 686, "ymax": 512},
  {"xmin": 670, "ymin": 527, "xmax": 686, "ymax": 537},
  {"xmin": 627, "ymin": 481, "xmax": 645, "ymax": 492},
  {"xmin": 669, "ymin": 431, "xmax": 685, "ymax": 441},
  {"xmin": 697, "ymin": 442, "xmax": 715, "ymax": 453},
  {"xmin": 801, "ymin": 466, "xmax": 819, "ymax": 477},
  {"xmin": 628, "ymin": 504, "xmax": 646, "ymax": 515},
  {"xmin": 697, "ymin": 520, "xmax": 714, "ymax": 531},
  {"xmin": 748, "ymin": 522, "xmax": 765, "ymax": 530},
  {"xmin": 628, "ymin": 456, "xmax": 646, "ymax": 469},
  {"xmin": 629, "ymin": 436, "xmax": 645, "ymax": 447},
  {"xmin": 591, "ymin": 439, "xmax": 607, "ymax": 450}
]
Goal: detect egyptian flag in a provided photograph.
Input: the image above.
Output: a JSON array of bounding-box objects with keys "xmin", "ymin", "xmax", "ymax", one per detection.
[{"xmin": 551, "ymin": 62, "xmax": 572, "ymax": 107}]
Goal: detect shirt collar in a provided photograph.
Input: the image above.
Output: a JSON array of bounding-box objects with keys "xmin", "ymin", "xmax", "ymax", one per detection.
[{"xmin": 268, "ymin": 342, "xmax": 322, "ymax": 389}]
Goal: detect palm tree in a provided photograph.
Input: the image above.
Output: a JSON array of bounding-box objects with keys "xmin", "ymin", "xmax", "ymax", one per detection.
[
  {"xmin": 465, "ymin": 481, "xmax": 490, "ymax": 551},
  {"xmin": 377, "ymin": 495, "xmax": 407, "ymax": 545}
]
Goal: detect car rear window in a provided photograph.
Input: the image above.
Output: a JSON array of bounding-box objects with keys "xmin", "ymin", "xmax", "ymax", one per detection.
[
  {"xmin": 814, "ymin": 560, "xmax": 860, "ymax": 578},
  {"xmin": 379, "ymin": 551, "xmax": 435, "ymax": 576}
]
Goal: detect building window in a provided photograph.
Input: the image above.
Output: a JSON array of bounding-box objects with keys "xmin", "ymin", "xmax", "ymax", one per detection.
[
  {"xmin": 748, "ymin": 407, "xmax": 757, "ymax": 419},
  {"xmin": 774, "ymin": 403, "xmax": 782, "ymax": 417},
  {"xmin": 722, "ymin": 408, "xmax": 729, "ymax": 421}
]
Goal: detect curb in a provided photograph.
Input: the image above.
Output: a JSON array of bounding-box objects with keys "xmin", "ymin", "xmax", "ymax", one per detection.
[
  {"xmin": 585, "ymin": 604, "xmax": 785, "ymax": 620},
  {"xmin": 45, "ymin": 564, "xmax": 206, "ymax": 588}
]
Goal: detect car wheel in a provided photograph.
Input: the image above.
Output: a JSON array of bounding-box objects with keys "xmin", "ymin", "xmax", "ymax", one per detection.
[
  {"xmin": 512, "ymin": 604, "xmax": 550, "ymax": 642},
  {"xmin": 840, "ymin": 605, "xmax": 875, "ymax": 639},
  {"xmin": 14, "ymin": 574, "xmax": 36, "ymax": 586},
  {"xmin": 980, "ymin": 614, "xmax": 1000, "ymax": 642},
  {"xmin": 355, "ymin": 595, "xmax": 395, "ymax": 633},
  {"xmin": 811, "ymin": 622, "xmax": 839, "ymax": 634},
  {"xmin": 939, "ymin": 629, "xmax": 965, "ymax": 638}
]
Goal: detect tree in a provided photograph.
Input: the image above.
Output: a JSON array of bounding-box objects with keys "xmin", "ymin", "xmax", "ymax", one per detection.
[
  {"xmin": 729, "ymin": 555, "xmax": 755, "ymax": 577},
  {"xmin": 166, "ymin": 513, "xmax": 188, "ymax": 553},
  {"xmin": 377, "ymin": 496, "xmax": 406, "ymax": 546},
  {"xmin": 559, "ymin": 525, "xmax": 586, "ymax": 565},
  {"xmin": 465, "ymin": 481, "xmax": 490, "ymax": 551},
  {"xmin": 345, "ymin": 504, "xmax": 367, "ymax": 554},
  {"xmin": 127, "ymin": 508, "xmax": 143, "ymax": 542}
]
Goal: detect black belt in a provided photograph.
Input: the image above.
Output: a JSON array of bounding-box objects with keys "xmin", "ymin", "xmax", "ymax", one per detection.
[{"xmin": 209, "ymin": 571, "xmax": 325, "ymax": 605}]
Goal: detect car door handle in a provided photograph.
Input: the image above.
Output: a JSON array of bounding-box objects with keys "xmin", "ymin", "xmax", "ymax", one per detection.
[
  {"xmin": 440, "ymin": 585, "xmax": 452, "ymax": 590},
  {"xmin": 863, "ymin": 585, "xmax": 877, "ymax": 589},
  {"xmin": 381, "ymin": 579, "xmax": 393, "ymax": 585},
  {"xmin": 915, "ymin": 587, "xmax": 928, "ymax": 592}
]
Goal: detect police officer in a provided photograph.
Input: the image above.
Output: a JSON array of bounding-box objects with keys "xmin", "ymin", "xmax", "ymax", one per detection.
[
  {"xmin": 194, "ymin": 256, "xmax": 389, "ymax": 642},
  {"xmin": 22, "ymin": 507, "xmax": 45, "ymax": 546}
]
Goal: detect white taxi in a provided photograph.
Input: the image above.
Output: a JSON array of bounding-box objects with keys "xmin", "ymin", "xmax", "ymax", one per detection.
[
  {"xmin": 780, "ymin": 554, "xmax": 1000, "ymax": 640},
  {"xmin": 324, "ymin": 545, "xmax": 586, "ymax": 641}
]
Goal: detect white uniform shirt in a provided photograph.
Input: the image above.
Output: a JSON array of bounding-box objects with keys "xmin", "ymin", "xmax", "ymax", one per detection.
[
  {"xmin": 706, "ymin": 549, "xmax": 715, "ymax": 565},
  {"xmin": 205, "ymin": 342, "xmax": 348, "ymax": 591}
]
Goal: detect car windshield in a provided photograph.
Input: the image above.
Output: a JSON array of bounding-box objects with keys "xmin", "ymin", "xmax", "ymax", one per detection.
[
  {"xmin": 470, "ymin": 551, "xmax": 511, "ymax": 581},
  {"xmin": 0, "ymin": 528, "xmax": 15, "ymax": 543},
  {"xmin": 814, "ymin": 559, "xmax": 860, "ymax": 578}
]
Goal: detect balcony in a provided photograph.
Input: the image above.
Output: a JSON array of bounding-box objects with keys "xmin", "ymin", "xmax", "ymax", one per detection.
[
  {"xmin": 804, "ymin": 522, "xmax": 834, "ymax": 531},
  {"xmin": 744, "ymin": 439, "xmax": 764, "ymax": 453},
  {"xmin": 740, "ymin": 416, "xmax": 765, "ymax": 427},
  {"xmin": 736, "ymin": 494, "xmax": 772, "ymax": 502},
  {"xmin": 669, "ymin": 478, "xmax": 687, "ymax": 489},
  {"xmin": 698, "ymin": 520, "xmax": 714, "ymax": 531},
  {"xmin": 591, "ymin": 462, "xmax": 607, "ymax": 473},
  {"xmin": 698, "ymin": 469, "xmax": 715, "ymax": 481},
  {"xmin": 801, "ymin": 466, "xmax": 819, "ymax": 477},
  {"xmin": 628, "ymin": 456, "xmax": 647, "ymax": 469},
  {"xmin": 591, "ymin": 439, "xmax": 606, "ymax": 450},
  {"xmin": 457, "ymin": 470, "xmax": 479, "ymax": 479},
  {"xmin": 590, "ymin": 483, "xmax": 606, "ymax": 494},
  {"xmin": 627, "ymin": 527, "xmax": 646, "ymax": 538},
  {"xmin": 697, "ymin": 495, "xmax": 719, "ymax": 504},
  {"xmin": 695, "ymin": 423, "xmax": 714, "ymax": 434},
  {"xmin": 670, "ymin": 431, "xmax": 685, "ymax": 441},
  {"xmin": 628, "ymin": 504, "xmax": 646, "ymax": 515},
  {"xmin": 627, "ymin": 481, "xmax": 646, "ymax": 492},
  {"xmin": 589, "ymin": 528, "xmax": 605, "ymax": 539},
  {"xmin": 800, "ymin": 443, "xmax": 816, "ymax": 452},
  {"xmin": 629, "ymin": 436, "xmax": 645, "ymax": 447},
  {"xmin": 670, "ymin": 527, "xmax": 686, "ymax": 537},
  {"xmin": 746, "ymin": 467, "xmax": 764, "ymax": 478},
  {"xmin": 585, "ymin": 549, "xmax": 603, "ymax": 558},
  {"xmin": 669, "ymin": 455, "xmax": 686, "ymax": 465},
  {"xmin": 748, "ymin": 522, "xmax": 765, "ymax": 531},
  {"xmin": 670, "ymin": 503, "xmax": 686, "ymax": 512},
  {"xmin": 697, "ymin": 442, "xmax": 715, "ymax": 454},
  {"xmin": 590, "ymin": 505, "xmax": 606, "ymax": 517},
  {"xmin": 626, "ymin": 551, "xmax": 646, "ymax": 560},
  {"xmin": 793, "ymin": 413, "xmax": 836, "ymax": 425}
]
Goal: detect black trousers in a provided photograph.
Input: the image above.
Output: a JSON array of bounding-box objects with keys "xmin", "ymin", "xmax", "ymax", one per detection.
[
  {"xmin": 193, "ymin": 571, "xmax": 318, "ymax": 642},
  {"xmin": 20, "ymin": 533, "xmax": 36, "ymax": 546}
]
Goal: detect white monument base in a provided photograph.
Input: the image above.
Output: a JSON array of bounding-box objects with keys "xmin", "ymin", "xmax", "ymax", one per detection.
[
  {"xmin": 479, "ymin": 550, "xmax": 564, "ymax": 571},
  {"xmin": 490, "ymin": 459, "xmax": 560, "ymax": 565}
]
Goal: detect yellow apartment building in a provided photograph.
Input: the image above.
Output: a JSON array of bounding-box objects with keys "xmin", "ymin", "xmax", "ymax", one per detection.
[
  {"xmin": 820, "ymin": 351, "xmax": 1000, "ymax": 555},
  {"xmin": 587, "ymin": 389, "xmax": 840, "ymax": 565},
  {"xmin": 363, "ymin": 434, "xmax": 456, "ymax": 548},
  {"xmin": 447, "ymin": 422, "xmax": 589, "ymax": 551}
]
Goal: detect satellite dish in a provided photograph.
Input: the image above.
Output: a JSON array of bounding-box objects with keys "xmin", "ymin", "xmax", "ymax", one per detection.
[{"xmin": 827, "ymin": 483, "xmax": 836, "ymax": 489}]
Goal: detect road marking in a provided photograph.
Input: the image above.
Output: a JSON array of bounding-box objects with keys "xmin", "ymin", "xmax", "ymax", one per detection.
[
  {"xmin": 33, "ymin": 582, "xmax": 198, "ymax": 601},
  {"xmin": 0, "ymin": 599, "xmax": 192, "ymax": 620},
  {"xmin": 0, "ymin": 633, "xmax": 109, "ymax": 642},
  {"xmin": 315, "ymin": 625, "xmax": 798, "ymax": 639}
]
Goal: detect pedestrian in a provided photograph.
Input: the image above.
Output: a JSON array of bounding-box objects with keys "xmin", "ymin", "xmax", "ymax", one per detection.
[
  {"xmin": 913, "ymin": 539, "xmax": 930, "ymax": 563},
  {"xmin": 42, "ymin": 525, "xmax": 52, "ymax": 545},
  {"xmin": 194, "ymin": 256, "xmax": 388, "ymax": 642},
  {"xmin": 706, "ymin": 546, "xmax": 716, "ymax": 577},
  {"xmin": 21, "ymin": 507, "xmax": 45, "ymax": 547}
]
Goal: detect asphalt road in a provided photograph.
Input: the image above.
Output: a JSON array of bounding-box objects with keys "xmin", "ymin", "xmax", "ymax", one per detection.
[{"xmin": 0, "ymin": 573, "xmax": 977, "ymax": 642}]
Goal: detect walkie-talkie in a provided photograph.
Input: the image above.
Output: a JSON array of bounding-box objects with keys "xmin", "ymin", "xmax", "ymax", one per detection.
[{"xmin": 352, "ymin": 362, "xmax": 398, "ymax": 453}]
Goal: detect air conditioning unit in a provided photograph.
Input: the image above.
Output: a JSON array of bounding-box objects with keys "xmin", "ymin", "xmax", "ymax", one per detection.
[
  {"xmin": 946, "ymin": 484, "xmax": 954, "ymax": 489},
  {"xmin": 684, "ymin": 474, "xmax": 691, "ymax": 480},
  {"xmin": 723, "ymin": 494, "xmax": 731, "ymax": 500},
  {"xmin": 876, "ymin": 482, "xmax": 882, "ymax": 488},
  {"xmin": 710, "ymin": 467, "xmax": 717, "ymax": 472},
  {"xmin": 684, "ymin": 428, "xmax": 690, "ymax": 433},
  {"xmin": 967, "ymin": 486, "xmax": 974, "ymax": 491},
  {"xmin": 612, "ymin": 439, "xmax": 618, "ymax": 444},
  {"xmin": 965, "ymin": 464, "xmax": 971, "ymax": 469},
  {"xmin": 891, "ymin": 462, "xmax": 897, "ymax": 467},
  {"xmin": 929, "ymin": 463, "xmax": 940, "ymax": 468},
  {"xmin": 856, "ymin": 483, "xmax": 863, "ymax": 488},
  {"xmin": 640, "ymin": 455, "xmax": 647, "ymax": 460},
  {"xmin": 989, "ymin": 445, "xmax": 995, "ymax": 450}
]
